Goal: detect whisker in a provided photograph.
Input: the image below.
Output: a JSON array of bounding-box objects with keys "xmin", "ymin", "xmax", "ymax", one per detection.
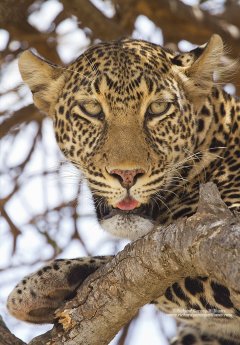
[
  {"xmin": 84, "ymin": 54, "xmax": 101, "ymax": 78},
  {"xmin": 152, "ymin": 194, "xmax": 173, "ymax": 216},
  {"xmin": 150, "ymin": 197, "xmax": 161, "ymax": 213},
  {"xmin": 157, "ymin": 188, "xmax": 178, "ymax": 198}
]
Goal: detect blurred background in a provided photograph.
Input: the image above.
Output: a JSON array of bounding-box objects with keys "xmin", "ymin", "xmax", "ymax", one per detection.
[{"xmin": 0, "ymin": 0, "xmax": 240, "ymax": 343}]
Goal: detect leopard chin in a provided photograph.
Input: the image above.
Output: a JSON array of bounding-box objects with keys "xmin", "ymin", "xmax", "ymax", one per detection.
[
  {"xmin": 93, "ymin": 196, "xmax": 158, "ymax": 240},
  {"xmin": 100, "ymin": 214, "xmax": 154, "ymax": 240}
]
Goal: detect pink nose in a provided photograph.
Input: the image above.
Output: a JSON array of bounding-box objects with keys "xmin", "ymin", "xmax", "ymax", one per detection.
[{"xmin": 109, "ymin": 169, "xmax": 145, "ymax": 188}]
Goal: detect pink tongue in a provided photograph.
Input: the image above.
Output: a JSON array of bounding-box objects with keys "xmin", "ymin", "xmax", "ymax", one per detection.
[{"xmin": 116, "ymin": 197, "xmax": 139, "ymax": 211}]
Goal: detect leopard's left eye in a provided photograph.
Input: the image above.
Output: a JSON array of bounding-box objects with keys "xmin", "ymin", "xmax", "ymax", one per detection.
[
  {"xmin": 147, "ymin": 101, "xmax": 170, "ymax": 116},
  {"xmin": 80, "ymin": 101, "xmax": 103, "ymax": 118}
]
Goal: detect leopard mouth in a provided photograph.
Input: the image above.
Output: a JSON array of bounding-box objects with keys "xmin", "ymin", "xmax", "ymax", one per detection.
[{"xmin": 93, "ymin": 195, "xmax": 159, "ymax": 222}]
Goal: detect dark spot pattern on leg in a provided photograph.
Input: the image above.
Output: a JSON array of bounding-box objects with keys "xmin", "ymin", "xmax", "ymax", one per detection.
[
  {"xmin": 219, "ymin": 339, "xmax": 239, "ymax": 345},
  {"xmin": 172, "ymin": 283, "xmax": 190, "ymax": 303},
  {"xmin": 211, "ymin": 281, "xmax": 233, "ymax": 308},
  {"xmin": 184, "ymin": 277, "xmax": 204, "ymax": 295},
  {"xmin": 201, "ymin": 334, "xmax": 213, "ymax": 342},
  {"xmin": 164, "ymin": 287, "xmax": 175, "ymax": 302},
  {"xmin": 30, "ymin": 289, "xmax": 37, "ymax": 298},
  {"xmin": 182, "ymin": 334, "xmax": 196, "ymax": 345},
  {"xmin": 67, "ymin": 264, "xmax": 98, "ymax": 286},
  {"xmin": 199, "ymin": 296, "xmax": 216, "ymax": 311}
]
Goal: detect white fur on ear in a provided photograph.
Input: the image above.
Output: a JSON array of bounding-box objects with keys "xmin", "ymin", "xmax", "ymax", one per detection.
[
  {"xmin": 19, "ymin": 50, "xmax": 64, "ymax": 114},
  {"xmin": 187, "ymin": 35, "xmax": 223, "ymax": 88},
  {"xmin": 172, "ymin": 35, "xmax": 237, "ymax": 101}
]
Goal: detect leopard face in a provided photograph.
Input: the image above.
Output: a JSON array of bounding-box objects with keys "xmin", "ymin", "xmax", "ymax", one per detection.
[{"xmin": 18, "ymin": 35, "xmax": 229, "ymax": 239}]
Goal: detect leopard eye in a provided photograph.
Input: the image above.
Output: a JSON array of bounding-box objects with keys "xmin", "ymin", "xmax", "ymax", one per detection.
[
  {"xmin": 80, "ymin": 101, "xmax": 103, "ymax": 118},
  {"xmin": 147, "ymin": 101, "xmax": 170, "ymax": 116}
]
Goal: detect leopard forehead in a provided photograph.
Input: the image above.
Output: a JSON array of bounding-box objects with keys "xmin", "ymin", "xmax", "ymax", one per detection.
[
  {"xmin": 72, "ymin": 39, "xmax": 173, "ymax": 77},
  {"xmin": 61, "ymin": 39, "xmax": 177, "ymax": 105}
]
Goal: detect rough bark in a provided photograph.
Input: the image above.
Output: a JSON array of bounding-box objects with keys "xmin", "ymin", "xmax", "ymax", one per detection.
[
  {"xmin": 0, "ymin": 316, "xmax": 26, "ymax": 345},
  {"xmin": 24, "ymin": 183, "xmax": 240, "ymax": 345}
]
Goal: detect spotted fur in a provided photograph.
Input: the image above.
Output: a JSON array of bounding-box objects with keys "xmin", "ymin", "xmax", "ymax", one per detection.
[{"xmin": 8, "ymin": 35, "xmax": 240, "ymax": 344}]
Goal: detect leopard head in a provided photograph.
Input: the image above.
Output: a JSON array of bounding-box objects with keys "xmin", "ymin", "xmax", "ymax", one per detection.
[{"xmin": 18, "ymin": 35, "xmax": 224, "ymax": 239}]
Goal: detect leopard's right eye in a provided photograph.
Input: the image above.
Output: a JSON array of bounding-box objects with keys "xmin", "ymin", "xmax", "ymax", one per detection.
[
  {"xmin": 79, "ymin": 101, "xmax": 104, "ymax": 119},
  {"xmin": 147, "ymin": 101, "xmax": 171, "ymax": 117}
]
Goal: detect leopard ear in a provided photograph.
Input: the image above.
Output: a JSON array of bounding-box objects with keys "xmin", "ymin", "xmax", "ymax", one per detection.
[
  {"xmin": 18, "ymin": 50, "xmax": 64, "ymax": 114},
  {"xmin": 172, "ymin": 35, "xmax": 224, "ymax": 99}
]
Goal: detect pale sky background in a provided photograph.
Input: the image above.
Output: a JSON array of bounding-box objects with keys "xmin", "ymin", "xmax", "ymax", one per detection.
[{"xmin": 0, "ymin": 0, "xmax": 234, "ymax": 343}]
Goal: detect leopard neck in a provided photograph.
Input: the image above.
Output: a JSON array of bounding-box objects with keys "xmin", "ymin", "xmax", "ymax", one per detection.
[{"xmin": 187, "ymin": 86, "xmax": 239, "ymax": 181}]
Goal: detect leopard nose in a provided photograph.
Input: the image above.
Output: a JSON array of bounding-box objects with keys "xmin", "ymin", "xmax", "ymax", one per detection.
[{"xmin": 109, "ymin": 169, "xmax": 145, "ymax": 188}]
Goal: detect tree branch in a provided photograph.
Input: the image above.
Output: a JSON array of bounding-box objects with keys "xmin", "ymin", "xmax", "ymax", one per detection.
[
  {"xmin": 28, "ymin": 183, "xmax": 240, "ymax": 344},
  {"xmin": 61, "ymin": 0, "xmax": 136, "ymax": 40},
  {"xmin": 0, "ymin": 105, "xmax": 44, "ymax": 139},
  {"xmin": 0, "ymin": 316, "xmax": 26, "ymax": 345}
]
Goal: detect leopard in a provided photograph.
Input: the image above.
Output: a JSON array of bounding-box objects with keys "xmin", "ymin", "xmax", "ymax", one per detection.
[{"xmin": 7, "ymin": 34, "xmax": 240, "ymax": 345}]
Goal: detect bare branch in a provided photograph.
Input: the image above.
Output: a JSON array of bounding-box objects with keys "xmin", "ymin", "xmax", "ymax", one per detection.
[
  {"xmin": 61, "ymin": 0, "xmax": 135, "ymax": 40},
  {"xmin": 0, "ymin": 105, "xmax": 44, "ymax": 139}
]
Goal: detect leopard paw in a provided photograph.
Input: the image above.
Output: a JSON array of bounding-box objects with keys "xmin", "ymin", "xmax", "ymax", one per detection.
[{"xmin": 7, "ymin": 256, "xmax": 112, "ymax": 323}]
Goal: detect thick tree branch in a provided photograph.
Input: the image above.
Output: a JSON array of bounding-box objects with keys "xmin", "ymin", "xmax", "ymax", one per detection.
[
  {"xmin": 113, "ymin": 0, "xmax": 240, "ymax": 50},
  {"xmin": 28, "ymin": 183, "xmax": 240, "ymax": 345},
  {"xmin": 0, "ymin": 316, "xmax": 26, "ymax": 345},
  {"xmin": 61, "ymin": 0, "xmax": 131, "ymax": 40}
]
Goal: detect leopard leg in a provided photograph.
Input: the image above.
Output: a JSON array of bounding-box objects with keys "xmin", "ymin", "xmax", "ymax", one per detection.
[
  {"xmin": 170, "ymin": 325, "xmax": 221, "ymax": 345},
  {"xmin": 7, "ymin": 255, "xmax": 112, "ymax": 323},
  {"xmin": 171, "ymin": 324, "xmax": 240, "ymax": 345}
]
